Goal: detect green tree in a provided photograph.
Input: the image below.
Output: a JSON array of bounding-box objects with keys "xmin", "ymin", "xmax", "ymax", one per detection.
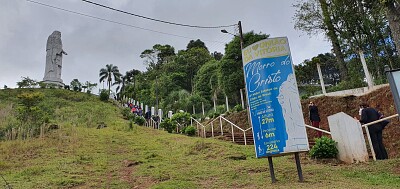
[
  {"xmin": 219, "ymin": 31, "xmax": 268, "ymax": 104},
  {"xmin": 295, "ymin": 53, "xmax": 340, "ymax": 85},
  {"xmin": 99, "ymin": 64, "xmax": 122, "ymax": 96},
  {"xmin": 16, "ymin": 92, "xmax": 47, "ymax": 129},
  {"xmin": 83, "ymin": 81, "xmax": 97, "ymax": 94},
  {"xmin": 16, "ymin": 76, "xmax": 38, "ymax": 88},
  {"xmin": 211, "ymin": 51, "xmax": 223, "ymax": 61},
  {"xmin": 186, "ymin": 39, "xmax": 208, "ymax": 51},
  {"xmin": 140, "ymin": 44, "xmax": 175, "ymax": 71},
  {"xmin": 293, "ymin": 0, "xmax": 349, "ymax": 80},
  {"xmin": 70, "ymin": 79, "xmax": 82, "ymax": 92},
  {"xmin": 124, "ymin": 69, "xmax": 141, "ymax": 99},
  {"xmin": 174, "ymin": 47, "xmax": 212, "ymax": 92},
  {"xmin": 382, "ymin": 0, "xmax": 400, "ymax": 53}
]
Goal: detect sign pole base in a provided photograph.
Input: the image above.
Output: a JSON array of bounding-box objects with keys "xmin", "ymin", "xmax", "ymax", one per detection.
[
  {"xmin": 294, "ymin": 152, "xmax": 304, "ymax": 182},
  {"xmin": 267, "ymin": 156, "xmax": 276, "ymax": 183}
]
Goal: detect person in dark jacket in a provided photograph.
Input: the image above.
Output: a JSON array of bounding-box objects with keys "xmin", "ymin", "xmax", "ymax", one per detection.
[
  {"xmin": 359, "ymin": 102, "xmax": 388, "ymax": 160},
  {"xmin": 309, "ymin": 101, "xmax": 322, "ymax": 138}
]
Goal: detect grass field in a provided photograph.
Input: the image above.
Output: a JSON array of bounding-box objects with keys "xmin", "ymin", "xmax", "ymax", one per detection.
[{"xmin": 0, "ymin": 89, "xmax": 399, "ymax": 188}]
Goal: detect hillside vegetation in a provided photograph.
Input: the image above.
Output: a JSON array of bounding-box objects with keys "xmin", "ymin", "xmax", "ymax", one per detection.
[{"xmin": 0, "ymin": 89, "xmax": 399, "ymax": 188}]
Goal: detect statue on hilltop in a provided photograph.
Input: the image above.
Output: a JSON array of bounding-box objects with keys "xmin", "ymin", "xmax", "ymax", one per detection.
[{"xmin": 43, "ymin": 31, "xmax": 67, "ymax": 86}]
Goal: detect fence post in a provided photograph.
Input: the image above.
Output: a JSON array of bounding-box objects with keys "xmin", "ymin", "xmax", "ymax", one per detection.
[
  {"xmin": 18, "ymin": 127, "xmax": 22, "ymax": 140},
  {"xmin": 202, "ymin": 102, "xmax": 205, "ymax": 116},
  {"xmin": 219, "ymin": 116, "xmax": 223, "ymax": 135},
  {"xmin": 240, "ymin": 88, "xmax": 245, "ymax": 109},
  {"xmin": 196, "ymin": 123, "xmax": 200, "ymax": 136},
  {"xmin": 243, "ymin": 131, "xmax": 247, "ymax": 145},
  {"xmin": 211, "ymin": 122, "xmax": 214, "ymax": 137},
  {"xmin": 40, "ymin": 124, "xmax": 44, "ymax": 138},
  {"xmin": 225, "ymin": 95, "xmax": 229, "ymax": 112},
  {"xmin": 231, "ymin": 124, "xmax": 235, "ymax": 143},
  {"xmin": 11, "ymin": 128, "xmax": 15, "ymax": 140}
]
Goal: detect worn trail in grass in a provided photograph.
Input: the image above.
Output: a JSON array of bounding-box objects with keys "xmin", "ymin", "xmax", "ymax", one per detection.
[{"xmin": 1, "ymin": 124, "xmax": 399, "ymax": 189}]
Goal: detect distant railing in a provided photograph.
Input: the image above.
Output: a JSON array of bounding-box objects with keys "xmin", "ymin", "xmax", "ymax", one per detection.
[
  {"xmin": 145, "ymin": 117, "xmax": 160, "ymax": 129},
  {"xmin": 190, "ymin": 115, "xmax": 252, "ymax": 145}
]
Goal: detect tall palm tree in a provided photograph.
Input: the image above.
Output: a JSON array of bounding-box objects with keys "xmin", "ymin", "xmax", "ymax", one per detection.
[
  {"xmin": 99, "ymin": 64, "xmax": 122, "ymax": 96},
  {"xmin": 125, "ymin": 69, "xmax": 141, "ymax": 99}
]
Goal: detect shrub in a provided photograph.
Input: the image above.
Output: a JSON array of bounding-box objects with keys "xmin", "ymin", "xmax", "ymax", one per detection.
[
  {"xmin": 171, "ymin": 112, "xmax": 191, "ymax": 126},
  {"xmin": 207, "ymin": 112, "xmax": 220, "ymax": 119},
  {"xmin": 184, "ymin": 126, "xmax": 196, "ymax": 136},
  {"xmin": 160, "ymin": 119, "xmax": 176, "ymax": 133},
  {"xmin": 309, "ymin": 136, "xmax": 338, "ymax": 159},
  {"xmin": 134, "ymin": 116, "xmax": 145, "ymax": 126},
  {"xmin": 99, "ymin": 89, "xmax": 109, "ymax": 102},
  {"xmin": 16, "ymin": 92, "xmax": 48, "ymax": 128},
  {"xmin": 216, "ymin": 105, "xmax": 226, "ymax": 114},
  {"xmin": 121, "ymin": 108, "xmax": 133, "ymax": 120},
  {"xmin": 231, "ymin": 104, "xmax": 244, "ymax": 112}
]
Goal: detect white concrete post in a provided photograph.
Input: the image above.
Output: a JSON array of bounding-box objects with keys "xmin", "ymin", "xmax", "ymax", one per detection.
[
  {"xmin": 317, "ymin": 63, "xmax": 326, "ymax": 95},
  {"xmin": 158, "ymin": 109, "xmax": 163, "ymax": 119},
  {"xmin": 145, "ymin": 105, "xmax": 148, "ymax": 113},
  {"xmin": 193, "ymin": 105, "xmax": 195, "ymax": 114},
  {"xmin": 202, "ymin": 102, "xmax": 205, "ymax": 116},
  {"xmin": 213, "ymin": 94, "xmax": 217, "ymax": 112},
  {"xmin": 225, "ymin": 95, "xmax": 229, "ymax": 112},
  {"xmin": 151, "ymin": 107, "xmax": 155, "ymax": 116},
  {"xmin": 240, "ymin": 88, "xmax": 245, "ymax": 109},
  {"xmin": 168, "ymin": 111, "xmax": 173, "ymax": 118},
  {"xmin": 359, "ymin": 50, "xmax": 374, "ymax": 89}
]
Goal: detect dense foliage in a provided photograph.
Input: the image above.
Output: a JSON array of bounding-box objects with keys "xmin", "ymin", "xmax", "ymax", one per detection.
[
  {"xmin": 294, "ymin": 0, "xmax": 400, "ymax": 96},
  {"xmin": 84, "ymin": 2, "xmax": 400, "ymax": 116}
]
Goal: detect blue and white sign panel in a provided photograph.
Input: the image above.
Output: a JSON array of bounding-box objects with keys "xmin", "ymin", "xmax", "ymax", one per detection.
[{"xmin": 242, "ymin": 37, "xmax": 309, "ymax": 158}]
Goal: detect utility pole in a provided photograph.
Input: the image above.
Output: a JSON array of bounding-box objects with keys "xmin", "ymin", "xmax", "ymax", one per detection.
[
  {"xmin": 155, "ymin": 76, "xmax": 159, "ymax": 116},
  {"xmin": 238, "ymin": 21, "xmax": 244, "ymax": 50}
]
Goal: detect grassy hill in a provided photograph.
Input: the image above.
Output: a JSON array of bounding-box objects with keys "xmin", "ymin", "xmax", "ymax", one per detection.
[{"xmin": 0, "ymin": 89, "xmax": 399, "ymax": 188}]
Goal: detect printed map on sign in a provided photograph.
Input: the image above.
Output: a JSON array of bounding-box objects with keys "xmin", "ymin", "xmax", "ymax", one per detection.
[{"xmin": 242, "ymin": 37, "xmax": 309, "ymax": 158}]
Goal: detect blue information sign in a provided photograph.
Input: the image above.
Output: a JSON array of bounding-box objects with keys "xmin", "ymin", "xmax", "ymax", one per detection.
[{"xmin": 242, "ymin": 37, "xmax": 309, "ymax": 158}]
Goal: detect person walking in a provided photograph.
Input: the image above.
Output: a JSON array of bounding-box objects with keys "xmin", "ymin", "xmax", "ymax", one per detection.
[
  {"xmin": 358, "ymin": 102, "xmax": 388, "ymax": 160},
  {"xmin": 309, "ymin": 101, "xmax": 322, "ymax": 138}
]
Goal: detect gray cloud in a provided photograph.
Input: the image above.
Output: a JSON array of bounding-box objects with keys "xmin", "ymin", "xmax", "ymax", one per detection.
[{"xmin": 0, "ymin": 0, "xmax": 331, "ymax": 89}]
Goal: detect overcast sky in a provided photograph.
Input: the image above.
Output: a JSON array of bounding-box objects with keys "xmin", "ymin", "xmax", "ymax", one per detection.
[{"xmin": 1, "ymin": 0, "xmax": 331, "ymax": 89}]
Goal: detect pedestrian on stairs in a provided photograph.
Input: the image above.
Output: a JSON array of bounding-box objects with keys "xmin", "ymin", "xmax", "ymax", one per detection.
[{"xmin": 309, "ymin": 101, "xmax": 322, "ymax": 138}]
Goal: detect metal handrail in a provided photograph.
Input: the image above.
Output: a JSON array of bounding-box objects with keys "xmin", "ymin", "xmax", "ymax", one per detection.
[
  {"xmin": 190, "ymin": 115, "xmax": 252, "ymax": 145},
  {"xmin": 220, "ymin": 116, "xmax": 245, "ymax": 132},
  {"xmin": 304, "ymin": 124, "xmax": 331, "ymax": 135},
  {"xmin": 361, "ymin": 114, "xmax": 398, "ymax": 128}
]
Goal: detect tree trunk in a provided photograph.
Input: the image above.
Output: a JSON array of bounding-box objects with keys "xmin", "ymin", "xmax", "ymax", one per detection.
[
  {"xmin": 108, "ymin": 81, "xmax": 111, "ymax": 96},
  {"xmin": 386, "ymin": 1, "xmax": 400, "ymax": 53},
  {"xmin": 133, "ymin": 76, "xmax": 136, "ymax": 100},
  {"xmin": 319, "ymin": 0, "xmax": 348, "ymax": 80}
]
